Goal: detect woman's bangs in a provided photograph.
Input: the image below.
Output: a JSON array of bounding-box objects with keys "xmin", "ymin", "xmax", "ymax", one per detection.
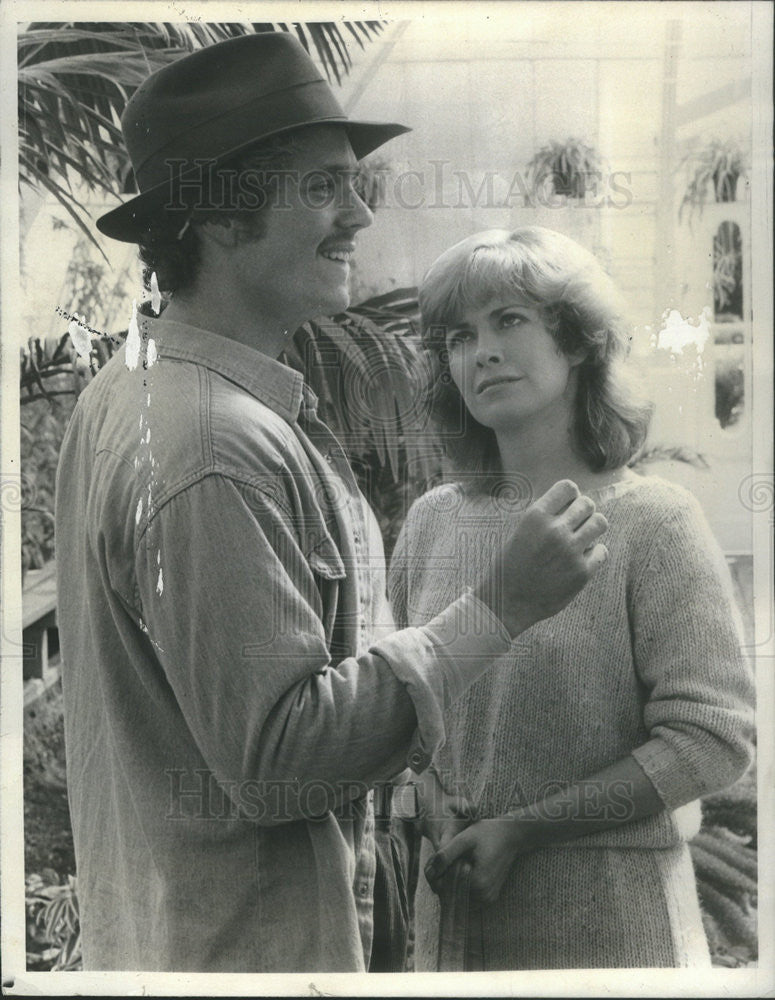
[
  {"xmin": 460, "ymin": 244, "xmax": 534, "ymax": 311},
  {"xmin": 422, "ymin": 241, "xmax": 533, "ymax": 338}
]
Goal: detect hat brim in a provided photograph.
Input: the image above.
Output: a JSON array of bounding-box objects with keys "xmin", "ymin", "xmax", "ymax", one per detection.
[{"xmin": 96, "ymin": 119, "xmax": 410, "ymax": 243}]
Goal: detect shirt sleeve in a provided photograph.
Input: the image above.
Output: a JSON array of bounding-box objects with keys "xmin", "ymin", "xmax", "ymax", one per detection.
[
  {"xmin": 628, "ymin": 488, "xmax": 755, "ymax": 810},
  {"xmin": 135, "ymin": 473, "xmax": 511, "ymax": 824}
]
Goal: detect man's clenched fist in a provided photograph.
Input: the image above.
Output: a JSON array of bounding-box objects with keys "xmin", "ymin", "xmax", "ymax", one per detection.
[{"xmin": 474, "ymin": 479, "xmax": 608, "ymax": 637}]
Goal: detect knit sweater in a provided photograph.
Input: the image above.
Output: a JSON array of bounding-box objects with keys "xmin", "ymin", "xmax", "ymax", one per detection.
[{"xmin": 389, "ymin": 473, "xmax": 754, "ymax": 849}]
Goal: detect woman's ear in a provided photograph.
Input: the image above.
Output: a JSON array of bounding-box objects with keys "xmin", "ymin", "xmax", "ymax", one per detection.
[{"xmin": 568, "ymin": 350, "xmax": 587, "ymax": 368}]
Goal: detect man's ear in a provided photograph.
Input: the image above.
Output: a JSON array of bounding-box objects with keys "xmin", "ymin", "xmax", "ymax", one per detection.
[{"xmin": 197, "ymin": 216, "xmax": 240, "ymax": 249}]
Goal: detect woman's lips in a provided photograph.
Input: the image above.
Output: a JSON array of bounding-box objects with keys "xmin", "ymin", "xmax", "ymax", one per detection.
[{"xmin": 476, "ymin": 375, "xmax": 523, "ymax": 394}]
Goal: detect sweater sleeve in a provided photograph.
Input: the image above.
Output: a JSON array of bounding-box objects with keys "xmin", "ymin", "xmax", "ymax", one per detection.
[
  {"xmin": 387, "ymin": 504, "xmax": 412, "ymax": 631},
  {"xmin": 629, "ymin": 487, "xmax": 755, "ymax": 810}
]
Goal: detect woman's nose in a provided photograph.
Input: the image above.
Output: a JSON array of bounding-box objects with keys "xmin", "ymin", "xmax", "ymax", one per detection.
[{"xmin": 475, "ymin": 337, "xmax": 503, "ymax": 366}]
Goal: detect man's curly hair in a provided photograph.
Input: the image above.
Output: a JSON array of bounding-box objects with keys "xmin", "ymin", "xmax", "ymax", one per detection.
[{"xmin": 137, "ymin": 132, "xmax": 301, "ymax": 299}]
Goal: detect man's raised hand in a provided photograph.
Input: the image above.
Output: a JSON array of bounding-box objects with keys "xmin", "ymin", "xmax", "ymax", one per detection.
[{"xmin": 475, "ymin": 479, "xmax": 608, "ymax": 638}]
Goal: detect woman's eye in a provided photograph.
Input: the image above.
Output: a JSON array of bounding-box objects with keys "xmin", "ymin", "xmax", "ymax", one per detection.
[
  {"xmin": 446, "ymin": 330, "xmax": 472, "ymax": 348},
  {"xmin": 499, "ymin": 312, "xmax": 525, "ymax": 329}
]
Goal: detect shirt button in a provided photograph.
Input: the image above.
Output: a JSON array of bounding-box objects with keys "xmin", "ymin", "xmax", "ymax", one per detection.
[
  {"xmin": 358, "ymin": 882, "xmax": 369, "ymax": 896},
  {"xmin": 409, "ymin": 751, "xmax": 424, "ymax": 769}
]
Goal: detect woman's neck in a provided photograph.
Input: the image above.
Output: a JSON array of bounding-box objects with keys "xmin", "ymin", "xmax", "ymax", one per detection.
[{"xmin": 494, "ymin": 419, "xmax": 627, "ymax": 499}]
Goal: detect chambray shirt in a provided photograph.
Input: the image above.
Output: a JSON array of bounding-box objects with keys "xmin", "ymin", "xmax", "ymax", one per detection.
[{"xmin": 55, "ymin": 316, "xmax": 511, "ymax": 972}]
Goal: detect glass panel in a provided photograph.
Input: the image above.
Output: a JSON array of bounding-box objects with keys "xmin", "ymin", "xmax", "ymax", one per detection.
[
  {"xmin": 713, "ymin": 221, "xmax": 743, "ymax": 322},
  {"xmin": 714, "ymin": 341, "xmax": 745, "ymax": 429},
  {"xmin": 713, "ymin": 221, "xmax": 745, "ymax": 429}
]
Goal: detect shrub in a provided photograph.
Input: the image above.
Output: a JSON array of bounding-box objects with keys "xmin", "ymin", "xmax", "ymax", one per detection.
[{"xmin": 25, "ymin": 870, "xmax": 82, "ymax": 971}]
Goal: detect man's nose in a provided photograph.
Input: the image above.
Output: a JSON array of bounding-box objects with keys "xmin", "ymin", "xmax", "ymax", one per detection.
[{"xmin": 339, "ymin": 185, "xmax": 374, "ymax": 231}]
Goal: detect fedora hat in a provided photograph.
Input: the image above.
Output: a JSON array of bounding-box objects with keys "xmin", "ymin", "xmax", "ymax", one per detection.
[{"xmin": 96, "ymin": 32, "xmax": 410, "ymax": 242}]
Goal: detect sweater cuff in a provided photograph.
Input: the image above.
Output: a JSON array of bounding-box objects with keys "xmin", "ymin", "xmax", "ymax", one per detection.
[{"xmin": 630, "ymin": 739, "xmax": 698, "ymax": 811}]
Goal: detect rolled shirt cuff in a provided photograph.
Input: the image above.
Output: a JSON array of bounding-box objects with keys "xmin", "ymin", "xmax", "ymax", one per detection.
[
  {"xmin": 424, "ymin": 589, "xmax": 513, "ymax": 703},
  {"xmin": 370, "ymin": 591, "xmax": 512, "ymax": 773}
]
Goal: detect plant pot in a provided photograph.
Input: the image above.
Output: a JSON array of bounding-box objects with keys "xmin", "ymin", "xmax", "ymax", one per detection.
[{"xmin": 551, "ymin": 171, "xmax": 586, "ymax": 199}]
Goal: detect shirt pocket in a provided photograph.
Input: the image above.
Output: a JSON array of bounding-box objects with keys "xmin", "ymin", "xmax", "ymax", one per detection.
[
  {"xmin": 306, "ymin": 529, "xmax": 346, "ymax": 581},
  {"xmin": 304, "ymin": 527, "xmax": 346, "ymax": 657}
]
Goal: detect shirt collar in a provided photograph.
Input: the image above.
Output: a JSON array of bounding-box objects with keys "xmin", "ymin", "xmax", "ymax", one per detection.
[{"xmin": 139, "ymin": 315, "xmax": 308, "ymax": 423}]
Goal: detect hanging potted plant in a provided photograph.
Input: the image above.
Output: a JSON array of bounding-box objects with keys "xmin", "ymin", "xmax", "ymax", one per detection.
[
  {"xmin": 679, "ymin": 138, "xmax": 748, "ymax": 221},
  {"xmin": 526, "ymin": 137, "xmax": 603, "ymax": 202}
]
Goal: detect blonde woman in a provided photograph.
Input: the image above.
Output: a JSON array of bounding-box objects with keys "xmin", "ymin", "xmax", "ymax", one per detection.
[{"xmin": 389, "ymin": 227, "xmax": 754, "ymax": 969}]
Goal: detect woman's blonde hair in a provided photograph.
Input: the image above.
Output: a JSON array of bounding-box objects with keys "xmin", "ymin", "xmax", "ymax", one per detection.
[{"xmin": 419, "ymin": 226, "xmax": 653, "ymax": 475}]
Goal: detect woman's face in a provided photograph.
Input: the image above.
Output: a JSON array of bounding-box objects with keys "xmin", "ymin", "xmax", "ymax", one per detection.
[{"xmin": 444, "ymin": 298, "xmax": 582, "ymax": 433}]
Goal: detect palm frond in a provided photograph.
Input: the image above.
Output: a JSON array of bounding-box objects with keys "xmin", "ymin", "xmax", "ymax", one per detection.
[
  {"xmin": 321, "ymin": 24, "xmax": 351, "ymax": 75},
  {"xmin": 18, "ymin": 21, "xmax": 386, "ymax": 248},
  {"xmin": 346, "ymin": 286, "xmax": 422, "ymax": 335},
  {"xmin": 282, "ymin": 287, "xmax": 443, "ymax": 491},
  {"xmin": 307, "ymin": 24, "xmax": 343, "ymax": 85},
  {"xmin": 344, "ymin": 23, "xmax": 368, "ymax": 50}
]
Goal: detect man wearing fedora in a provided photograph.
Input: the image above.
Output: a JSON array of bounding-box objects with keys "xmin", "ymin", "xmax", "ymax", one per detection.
[{"xmin": 55, "ymin": 32, "xmax": 609, "ymax": 972}]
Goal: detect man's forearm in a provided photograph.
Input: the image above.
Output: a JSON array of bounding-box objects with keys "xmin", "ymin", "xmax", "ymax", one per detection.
[{"xmin": 251, "ymin": 592, "xmax": 514, "ymax": 822}]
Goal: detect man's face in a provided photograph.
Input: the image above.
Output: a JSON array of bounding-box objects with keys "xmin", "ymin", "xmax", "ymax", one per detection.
[{"xmin": 231, "ymin": 125, "xmax": 374, "ymax": 332}]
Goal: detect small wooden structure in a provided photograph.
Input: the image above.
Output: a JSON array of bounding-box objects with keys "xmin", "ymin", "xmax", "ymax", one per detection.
[{"xmin": 22, "ymin": 560, "xmax": 58, "ymax": 681}]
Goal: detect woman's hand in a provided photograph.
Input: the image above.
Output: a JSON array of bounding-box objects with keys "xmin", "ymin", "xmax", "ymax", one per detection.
[
  {"xmin": 415, "ymin": 767, "xmax": 474, "ymax": 852},
  {"xmin": 424, "ymin": 817, "xmax": 533, "ymax": 906},
  {"xmin": 420, "ymin": 798, "xmax": 471, "ymax": 855},
  {"xmin": 425, "ymin": 754, "xmax": 667, "ymax": 906}
]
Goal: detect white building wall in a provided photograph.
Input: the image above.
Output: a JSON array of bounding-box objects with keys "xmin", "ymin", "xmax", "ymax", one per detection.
[{"xmin": 342, "ymin": 5, "xmax": 755, "ymax": 554}]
